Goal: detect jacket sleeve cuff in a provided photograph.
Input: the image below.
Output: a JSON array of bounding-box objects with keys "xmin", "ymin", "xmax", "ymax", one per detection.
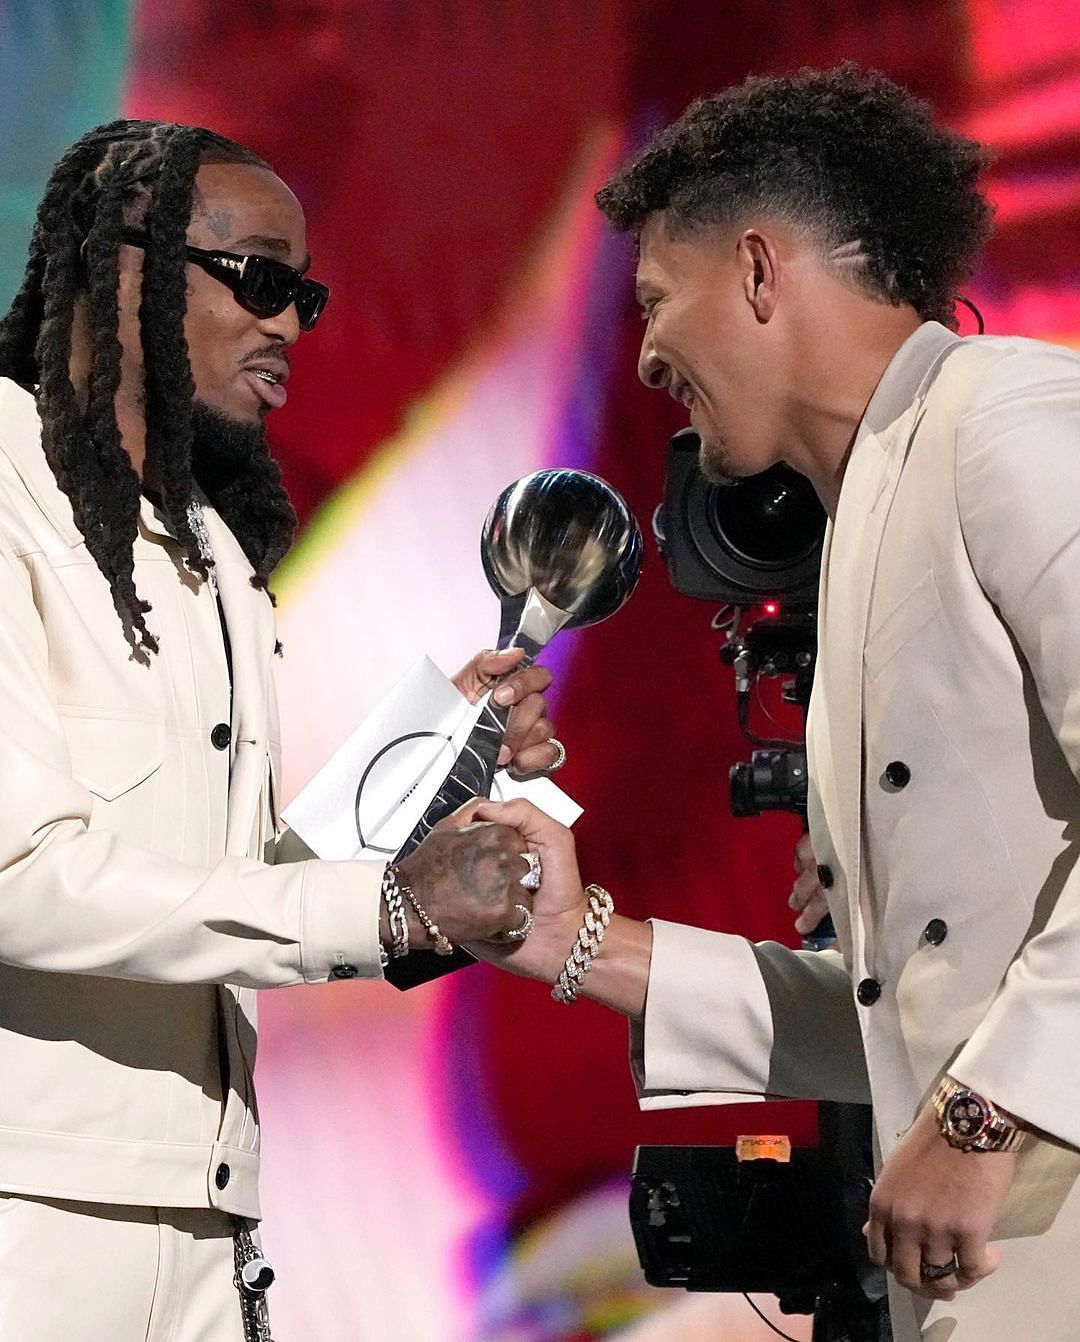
[
  {"xmin": 298, "ymin": 859, "xmax": 386, "ymax": 984},
  {"xmin": 630, "ymin": 918, "xmax": 775, "ymax": 1109},
  {"xmin": 950, "ymin": 997, "xmax": 1080, "ymax": 1150}
]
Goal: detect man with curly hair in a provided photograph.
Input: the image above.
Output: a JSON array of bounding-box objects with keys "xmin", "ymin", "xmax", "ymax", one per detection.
[
  {"xmin": 469, "ymin": 65, "xmax": 1080, "ymax": 1340},
  {"xmin": 0, "ymin": 120, "xmax": 562, "ymax": 1339}
]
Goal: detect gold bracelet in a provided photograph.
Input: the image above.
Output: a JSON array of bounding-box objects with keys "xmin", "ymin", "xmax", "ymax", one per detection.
[
  {"xmin": 552, "ymin": 884, "xmax": 614, "ymax": 1003},
  {"xmin": 397, "ymin": 874, "xmax": 455, "ymax": 956}
]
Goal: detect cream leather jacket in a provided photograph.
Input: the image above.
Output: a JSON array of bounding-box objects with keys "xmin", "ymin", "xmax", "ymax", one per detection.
[{"xmin": 0, "ymin": 378, "xmax": 383, "ymax": 1219}]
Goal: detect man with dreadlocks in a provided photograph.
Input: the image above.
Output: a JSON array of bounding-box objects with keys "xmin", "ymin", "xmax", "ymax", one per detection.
[{"xmin": 0, "ymin": 120, "xmax": 562, "ymax": 1339}]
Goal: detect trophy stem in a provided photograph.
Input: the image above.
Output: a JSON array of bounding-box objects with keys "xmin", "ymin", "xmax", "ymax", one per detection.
[
  {"xmin": 394, "ymin": 695, "xmax": 509, "ymax": 861},
  {"xmin": 394, "ymin": 588, "xmax": 573, "ymax": 862},
  {"xmin": 496, "ymin": 586, "xmax": 574, "ymax": 662}
]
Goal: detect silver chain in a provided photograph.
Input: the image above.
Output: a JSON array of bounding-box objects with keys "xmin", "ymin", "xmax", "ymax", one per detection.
[
  {"xmin": 233, "ymin": 1222, "xmax": 275, "ymax": 1342},
  {"xmin": 186, "ymin": 500, "xmax": 217, "ymax": 590}
]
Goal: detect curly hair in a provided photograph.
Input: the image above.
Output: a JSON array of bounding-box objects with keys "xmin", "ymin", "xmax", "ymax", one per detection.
[
  {"xmin": 596, "ymin": 64, "xmax": 994, "ymax": 328},
  {"xmin": 0, "ymin": 119, "xmax": 297, "ymax": 657}
]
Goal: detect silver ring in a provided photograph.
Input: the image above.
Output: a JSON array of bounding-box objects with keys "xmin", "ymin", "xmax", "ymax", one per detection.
[
  {"xmin": 920, "ymin": 1255, "xmax": 959, "ymax": 1282},
  {"xmin": 497, "ymin": 903, "xmax": 534, "ymax": 943},
  {"xmin": 519, "ymin": 850, "xmax": 542, "ymax": 892},
  {"xmin": 545, "ymin": 737, "xmax": 567, "ymax": 773}
]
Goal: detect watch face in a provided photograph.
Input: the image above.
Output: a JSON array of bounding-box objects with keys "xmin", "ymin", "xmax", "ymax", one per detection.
[{"xmin": 945, "ymin": 1092, "xmax": 990, "ymax": 1141}]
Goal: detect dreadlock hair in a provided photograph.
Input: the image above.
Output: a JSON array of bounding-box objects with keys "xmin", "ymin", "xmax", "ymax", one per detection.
[
  {"xmin": 0, "ymin": 119, "xmax": 298, "ymax": 657},
  {"xmin": 596, "ymin": 64, "xmax": 994, "ymax": 328}
]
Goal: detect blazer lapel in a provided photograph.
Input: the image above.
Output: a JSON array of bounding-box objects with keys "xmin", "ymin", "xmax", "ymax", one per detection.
[
  {"xmin": 199, "ymin": 505, "xmax": 277, "ymax": 856},
  {"xmin": 809, "ymin": 324, "xmax": 959, "ymax": 970},
  {"xmin": 816, "ymin": 405, "xmax": 919, "ymax": 967}
]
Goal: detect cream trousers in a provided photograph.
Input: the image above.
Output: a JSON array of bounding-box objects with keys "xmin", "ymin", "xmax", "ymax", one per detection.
[{"xmin": 0, "ymin": 1194, "xmax": 259, "ymax": 1341}]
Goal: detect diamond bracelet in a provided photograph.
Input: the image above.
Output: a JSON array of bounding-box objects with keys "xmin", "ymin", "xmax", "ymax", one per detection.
[
  {"xmin": 552, "ymin": 884, "xmax": 614, "ymax": 1004},
  {"xmin": 380, "ymin": 864, "xmax": 411, "ymax": 967}
]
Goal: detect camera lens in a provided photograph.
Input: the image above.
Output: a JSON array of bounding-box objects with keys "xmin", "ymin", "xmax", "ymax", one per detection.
[
  {"xmin": 661, "ymin": 429, "xmax": 826, "ymax": 606},
  {"xmin": 729, "ymin": 761, "xmax": 758, "ymax": 817},
  {"xmin": 729, "ymin": 749, "xmax": 809, "ymax": 817},
  {"xmin": 709, "ymin": 466, "xmax": 823, "ymax": 569}
]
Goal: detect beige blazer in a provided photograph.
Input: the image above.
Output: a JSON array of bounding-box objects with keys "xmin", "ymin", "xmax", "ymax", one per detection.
[
  {"xmin": 0, "ymin": 379, "xmax": 384, "ymax": 1219},
  {"xmin": 635, "ymin": 324, "xmax": 1080, "ymax": 1340}
]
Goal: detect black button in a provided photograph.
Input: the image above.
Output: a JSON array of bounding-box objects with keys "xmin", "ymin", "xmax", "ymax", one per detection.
[
  {"xmin": 924, "ymin": 918, "xmax": 948, "ymax": 946},
  {"xmin": 884, "ymin": 760, "xmax": 911, "ymax": 789},
  {"xmin": 329, "ymin": 963, "xmax": 359, "ymax": 980},
  {"xmin": 214, "ymin": 1162, "xmax": 231, "ymax": 1190},
  {"xmin": 856, "ymin": 977, "xmax": 882, "ymax": 1006},
  {"xmin": 816, "ymin": 864, "xmax": 834, "ymax": 889},
  {"xmin": 211, "ymin": 723, "xmax": 232, "ymax": 751}
]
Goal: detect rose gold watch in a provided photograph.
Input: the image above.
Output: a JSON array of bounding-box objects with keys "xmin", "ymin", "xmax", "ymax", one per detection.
[{"xmin": 932, "ymin": 1076, "xmax": 1027, "ymax": 1153}]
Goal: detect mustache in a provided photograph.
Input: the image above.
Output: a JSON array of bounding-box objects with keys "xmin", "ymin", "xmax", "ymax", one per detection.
[{"xmin": 241, "ymin": 344, "xmax": 291, "ymax": 372}]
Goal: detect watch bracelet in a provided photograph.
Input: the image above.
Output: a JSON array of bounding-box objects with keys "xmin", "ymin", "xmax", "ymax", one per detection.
[{"xmin": 932, "ymin": 1076, "xmax": 1027, "ymax": 1152}]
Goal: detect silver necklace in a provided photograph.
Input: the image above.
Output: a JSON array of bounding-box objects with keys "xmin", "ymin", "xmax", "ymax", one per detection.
[{"xmin": 186, "ymin": 500, "xmax": 217, "ymax": 589}]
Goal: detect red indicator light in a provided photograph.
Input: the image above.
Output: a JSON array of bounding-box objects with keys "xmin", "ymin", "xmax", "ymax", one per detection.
[{"xmin": 763, "ymin": 601, "xmax": 780, "ymax": 616}]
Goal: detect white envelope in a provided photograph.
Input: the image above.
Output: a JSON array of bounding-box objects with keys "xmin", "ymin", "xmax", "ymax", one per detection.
[{"xmin": 282, "ymin": 655, "xmax": 582, "ymax": 861}]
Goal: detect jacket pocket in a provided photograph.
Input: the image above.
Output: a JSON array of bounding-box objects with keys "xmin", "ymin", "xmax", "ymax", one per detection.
[
  {"xmin": 865, "ymin": 569, "xmax": 942, "ymax": 681},
  {"xmin": 58, "ymin": 709, "xmax": 165, "ymax": 800}
]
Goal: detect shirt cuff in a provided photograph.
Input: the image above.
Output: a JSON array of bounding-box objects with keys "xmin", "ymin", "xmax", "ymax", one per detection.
[
  {"xmin": 298, "ymin": 859, "xmax": 386, "ymax": 983},
  {"xmin": 631, "ymin": 918, "xmax": 775, "ymax": 1108}
]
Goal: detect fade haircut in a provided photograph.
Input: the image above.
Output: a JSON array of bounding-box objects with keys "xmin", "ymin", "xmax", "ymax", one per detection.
[
  {"xmin": 596, "ymin": 64, "xmax": 994, "ymax": 328},
  {"xmin": 0, "ymin": 119, "xmax": 297, "ymax": 657}
]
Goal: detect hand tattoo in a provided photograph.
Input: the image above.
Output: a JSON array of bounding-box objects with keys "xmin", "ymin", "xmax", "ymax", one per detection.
[{"xmin": 449, "ymin": 829, "xmax": 510, "ymax": 906}]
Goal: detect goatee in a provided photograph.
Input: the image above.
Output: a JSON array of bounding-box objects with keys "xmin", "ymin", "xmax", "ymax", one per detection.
[
  {"xmin": 190, "ymin": 400, "xmax": 271, "ymax": 493},
  {"xmin": 699, "ymin": 441, "xmax": 738, "ymax": 488}
]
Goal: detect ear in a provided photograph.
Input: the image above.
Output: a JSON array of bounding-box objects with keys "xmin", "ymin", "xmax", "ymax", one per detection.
[{"xmin": 737, "ymin": 229, "xmax": 781, "ymax": 323}]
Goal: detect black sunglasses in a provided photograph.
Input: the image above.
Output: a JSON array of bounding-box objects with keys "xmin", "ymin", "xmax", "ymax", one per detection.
[{"xmin": 121, "ymin": 229, "xmax": 329, "ymax": 332}]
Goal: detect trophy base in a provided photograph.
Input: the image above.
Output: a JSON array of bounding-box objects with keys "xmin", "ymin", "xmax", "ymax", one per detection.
[{"xmin": 383, "ymin": 945, "xmax": 477, "ymax": 990}]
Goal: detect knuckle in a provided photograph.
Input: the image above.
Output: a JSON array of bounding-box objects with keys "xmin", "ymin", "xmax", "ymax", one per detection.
[{"xmin": 891, "ymin": 1208, "xmax": 922, "ymax": 1236}]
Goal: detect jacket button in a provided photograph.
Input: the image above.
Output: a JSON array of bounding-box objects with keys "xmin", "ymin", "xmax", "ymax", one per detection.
[
  {"xmin": 215, "ymin": 1162, "xmax": 231, "ymax": 1190},
  {"xmin": 816, "ymin": 864, "xmax": 834, "ymax": 889},
  {"xmin": 211, "ymin": 723, "xmax": 232, "ymax": 751},
  {"xmin": 924, "ymin": 918, "xmax": 948, "ymax": 946},
  {"xmin": 329, "ymin": 963, "xmax": 359, "ymax": 980},
  {"xmin": 856, "ymin": 977, "xmax": 882, "ymax": 1006},
  {"xmin": 884, "ymin": 760, "xmax": 911, "ymax": 789}
]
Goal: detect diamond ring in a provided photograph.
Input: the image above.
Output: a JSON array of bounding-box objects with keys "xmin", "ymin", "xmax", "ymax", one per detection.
[
  {"xmin": 545, "ymin": 737, "xmax": 567, "ymax": 773},
  {"xmin": 519, "ymin": 850, "xmax": 542, "ymax": 892},
  {"xmin": 496, "ymin": 903, "xmax": 534, "ymax": 943}
]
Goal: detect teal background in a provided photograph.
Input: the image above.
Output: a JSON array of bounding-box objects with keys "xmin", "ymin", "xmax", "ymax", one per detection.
[{"xmin": 0, "ymin": 0, "xmax": 130, "ymax": 308}]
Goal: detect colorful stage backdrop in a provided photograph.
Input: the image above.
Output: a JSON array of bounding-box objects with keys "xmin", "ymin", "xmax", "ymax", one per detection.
[{"xmin": 2, "ymin": 2, "xmax": 1079, "ymax": 1337}]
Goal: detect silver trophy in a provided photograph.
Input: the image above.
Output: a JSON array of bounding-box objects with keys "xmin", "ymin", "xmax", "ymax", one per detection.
[
  {"xmin": 387, "ymin": 470, "xmax": 641, "ymax": 983},
  {"xmin": 483, "ymin": 468, "xmax": 644, "ymax": 663},
  {"xmin": 397, "ymin": 469, "xmax": 643, "ymax": 861}
]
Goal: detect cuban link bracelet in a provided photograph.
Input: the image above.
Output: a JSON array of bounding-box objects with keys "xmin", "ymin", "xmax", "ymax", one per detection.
[
  {"xmin": 397, "ymin": 872, "xmax": 455, "ymax": 956},
  {"xmin": 381, "ymin": 864, "xmax": 411, "ymax": 964},
  {"xmin": 552, "ymin": 884, "xmax": 614, "ymax": 1003}
]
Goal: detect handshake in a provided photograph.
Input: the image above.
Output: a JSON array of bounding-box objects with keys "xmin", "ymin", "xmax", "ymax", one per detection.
[
  {"xmin": 380, "ymin": 646, "xmax": 602, "ymax": 995},
  {"xmin": 386, "ymin": 647, "xmax": 829, "ymax": 1012}
]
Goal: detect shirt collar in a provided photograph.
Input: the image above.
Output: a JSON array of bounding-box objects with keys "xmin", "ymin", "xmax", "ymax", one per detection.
[{"xmin": 858, "ymin": 320, "xmax": 960, "ymax": 445}]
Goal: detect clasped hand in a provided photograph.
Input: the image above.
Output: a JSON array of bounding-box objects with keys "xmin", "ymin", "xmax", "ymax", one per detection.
[
  {"xmin": 451, "ymin": 647, "xmax": 559, "ymax": 774},
  {"xmin": 388, "ymin": 648, "xmax": 557, "ymax": 947},
  {"xmin": 865, "ymin": 1103, "xmax": 1017, "ymax": 1301}
]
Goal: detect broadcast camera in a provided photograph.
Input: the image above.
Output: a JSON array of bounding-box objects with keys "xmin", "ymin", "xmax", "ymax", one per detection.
[
  {"xmin": 654, "ymin": 426, "xmax": 823, "ymax": 824},
  {"xmin": 632, "ymin": 428, "xmax": 889, "ymax": 1342}
]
